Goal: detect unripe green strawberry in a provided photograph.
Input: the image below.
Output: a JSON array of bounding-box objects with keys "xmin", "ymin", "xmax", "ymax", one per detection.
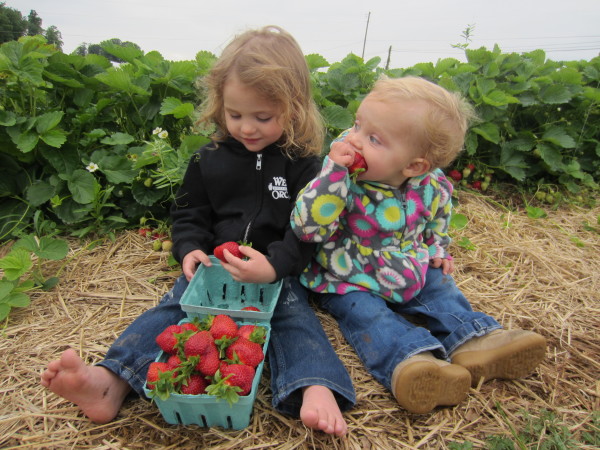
[
  {"xmin": 152, "ymin": 239, "xmax": 162, "ymax": 251},
  {"xmin": 161, "ymin": 239, "xmax": 173, "ymax": 252}
]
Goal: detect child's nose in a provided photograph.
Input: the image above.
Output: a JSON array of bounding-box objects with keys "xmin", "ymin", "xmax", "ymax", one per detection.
[
  {"xmin": 347, "ymin": 132, "xmax": 362, "ymax": 150},
  {"xmin": 241, "ymin": 121, "xmax": 255, "ymax": 135}
]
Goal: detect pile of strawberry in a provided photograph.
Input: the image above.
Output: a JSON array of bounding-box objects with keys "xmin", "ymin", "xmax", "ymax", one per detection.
[
  {"xmin": 138, "ymin": 226, "xmax": 172, "ymax": 252},
  {"xmin": 146, "ymin": 311, "xmax": 267, "ymax": 405},
  {"xmin": 448, "ymin": 163, "xmax": 494, "ymax": 191}
]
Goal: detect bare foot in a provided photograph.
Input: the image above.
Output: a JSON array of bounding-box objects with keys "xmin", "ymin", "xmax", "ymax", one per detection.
[
  {"xmin": 40, "ymin": 348, "xmax": 131, "ymax": 424},
  {"xmin": 300, "ymin": 385, "xmax": 348, "ymax": 437}
]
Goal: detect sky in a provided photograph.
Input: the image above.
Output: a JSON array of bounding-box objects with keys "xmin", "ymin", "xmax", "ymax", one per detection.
[{"xmin": 4, "ymin": 0, "xmax": 600, "ymax": 68}]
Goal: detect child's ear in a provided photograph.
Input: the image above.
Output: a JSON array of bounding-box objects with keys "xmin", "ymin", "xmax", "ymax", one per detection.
[{"xmin": 403, "ymin": 158, "xmax": 431, "ymax": 177}]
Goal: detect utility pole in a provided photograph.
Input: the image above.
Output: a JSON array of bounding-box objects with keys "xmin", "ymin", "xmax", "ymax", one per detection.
[
  {"xmin": 385, "ymin": 45, "xmax": 392, "ymax": 70},
  {"xmin": 361, "ymin": 11, "xmax": 371, "ymax": 59}
]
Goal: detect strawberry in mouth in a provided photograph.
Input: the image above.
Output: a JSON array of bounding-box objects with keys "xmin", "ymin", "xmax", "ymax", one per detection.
[{"xmin": 349, "ymin": 152, "xmax": 368, "ymax": 179}]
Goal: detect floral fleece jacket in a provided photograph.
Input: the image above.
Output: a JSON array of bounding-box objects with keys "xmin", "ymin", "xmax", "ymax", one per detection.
[{"xmin": 291, "ymin": 155, "xmax": 454, "ymax": 303}]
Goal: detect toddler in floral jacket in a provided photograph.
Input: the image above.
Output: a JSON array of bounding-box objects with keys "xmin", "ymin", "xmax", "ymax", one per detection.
[{"xmin": 292, "ymin": 76, "xmax": 546, "ymax": 414}]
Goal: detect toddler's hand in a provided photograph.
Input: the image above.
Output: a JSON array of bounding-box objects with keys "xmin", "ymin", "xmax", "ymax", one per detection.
[
  {"xmin": 429, "ymin": 256, "xmax": 455, "ymax": 275},
  {"xmin": 220, "ymin": 246, "xmax": 276, "ymax": 283},
  {"xmin": 182, "ymin": 249, "xmax": 211, "ymax": 281},
  {"xmin": 329, "ymin": 141, "xmax": 355, "ymax": 168}
]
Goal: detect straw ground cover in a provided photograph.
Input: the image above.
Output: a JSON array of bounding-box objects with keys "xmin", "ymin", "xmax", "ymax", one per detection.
[{"xmin": 1, "ymin": 190, "xmax": 599, "ymax": 449}]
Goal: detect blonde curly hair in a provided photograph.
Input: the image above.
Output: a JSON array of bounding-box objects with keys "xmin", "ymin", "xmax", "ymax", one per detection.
[
  {"xmin": 369, "ymin": 76, "xmax": 477, "ymax": 168},
  {"xmin": 197, "ymin": 26, "xmax": 323, "ymax": 158}
]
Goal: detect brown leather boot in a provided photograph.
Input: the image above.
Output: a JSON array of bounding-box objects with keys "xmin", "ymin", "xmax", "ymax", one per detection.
[
  {"xmin": 451, "ymin": 329, "xmax": 546, "ymax": 387},
  {"xmin": 391, "ymin": 352, "xmax": 471, "ymax": 414}
]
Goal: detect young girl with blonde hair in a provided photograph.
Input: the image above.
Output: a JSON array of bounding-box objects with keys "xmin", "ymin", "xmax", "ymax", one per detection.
[{"xmin": 41, "ymin": 25, "xmax": 354, "ymax": 437}]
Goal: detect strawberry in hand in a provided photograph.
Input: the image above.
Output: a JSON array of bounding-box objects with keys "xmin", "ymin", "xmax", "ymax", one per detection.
[
  {"xmin": 348, "ymin": 152, "xmax": 368, "ymax": 180},
  {"xmin": 213, "ymin": 241, "xmax": 244, "ymax": 262}
]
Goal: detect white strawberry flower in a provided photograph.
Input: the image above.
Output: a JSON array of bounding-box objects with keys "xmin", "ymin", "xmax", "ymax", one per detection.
[
  {"xmin": 158, "ymin": 130, "xmax": 169, "ymax": 139},
  {"xmin": 152, "ymin": 127, "xmax": 163, "ymax": 135},
  {"xmin": 86, "ymin": 162, "xmax": 99, "ymax": 173}
]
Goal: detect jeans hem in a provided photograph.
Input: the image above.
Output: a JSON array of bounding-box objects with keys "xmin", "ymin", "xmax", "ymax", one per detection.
[
  {"xmin": 97, "ymin": 358, "xmax": 153, "ymax": 398},
  {"xmin": 445, "ymin": 321, "xmax": 503, "ymax": 355}
]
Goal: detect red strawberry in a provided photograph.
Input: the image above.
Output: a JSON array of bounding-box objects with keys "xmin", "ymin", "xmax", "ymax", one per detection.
[
  {"xmin": 220, "ymin": 362, "xmax": 256, "ymax": 396},
  {"xmin": 156, "ymin": 324, "xmax": 183, "ymax": 354},
  {"xmin": 180, "ymin": 373, "xmax": 208, "ymax": 395},
  {"xmin": 448, "ymin": 169, "xmax": 462, "ymax": 182},
  {"xmin": 225, "ymin": 337, "xmax": 264, "ymax": 367},
  {"xmin": 138, "ymin": 227, "xmax": 151, "ymax": 237},
  {"xmin": 180, "ymin": 322, "xmax": 199, "ymax": 333},
  {"xmin": 472, "ymin": 180, "xmax": 482, "ymax": 190},
  {"xmin": 237, "ymin": 324, "xmax": 267, "ymax": 344},
  {"xmin": 241, "ymin": 306, "xmax": 260, "ymax": 311},
  {"xmin": 348, "ymin": 152, "xmax": 368, "ymax": 177},
  {"xmin": 196, "ymin": 344, "xmax": 221, "ymax": 376},
  {"xmin": 213, "ymin": 241, "xmax": 243, "ymax": 262},
  {"xmin": 209, "ymin": 314, "xmax": 239, "ymax": 340},
  {"xmin": 146, "ymin": 362, "xmax": 170, "ymax": 390},
  {"xmin": 166, "ymin": 354, "xmax": 182, "ymax": 370},
  {"xmin": 183, "ymin": 330, "xmax": 214, "ymax": 357}
]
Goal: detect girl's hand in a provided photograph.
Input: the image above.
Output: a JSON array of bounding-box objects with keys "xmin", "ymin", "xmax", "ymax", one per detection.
[
  {"xmin": 429, "ymin": 256, "xmax": 455, "ymax": 275},
  {"xmin": 329, "ymin": 141, "xmax": 355, "ymax": 168},
  {"xmin": 182, "ymin": 249, "xmax": 212, "ymax": 281},
  {"xmin": 220, "ymin": 246, "xmax": 276, "ymax": 284}
]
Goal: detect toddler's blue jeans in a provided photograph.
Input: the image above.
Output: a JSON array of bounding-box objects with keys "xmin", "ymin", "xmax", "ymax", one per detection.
[
  {"xmin": 319, "ymin": 267, "xmax": 501, "ymax": 392},
  {"xmin": 97, "ymin": 275, "xmax": 356, "ymax": 417}
]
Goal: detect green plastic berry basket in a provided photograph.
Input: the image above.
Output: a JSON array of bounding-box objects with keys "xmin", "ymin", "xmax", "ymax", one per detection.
[
  {"xmin": 180, "ymin": 256, "xmax": 282, "ymax": 322},
  {"xmin": 143, "ymin": 319, "xmax": 271, "ymax": 430}
]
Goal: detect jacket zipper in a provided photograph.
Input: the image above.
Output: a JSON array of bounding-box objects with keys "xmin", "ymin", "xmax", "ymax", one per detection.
[{"xmin": 243, "ymin": 153, "xmax": 263, "ymax": 242}]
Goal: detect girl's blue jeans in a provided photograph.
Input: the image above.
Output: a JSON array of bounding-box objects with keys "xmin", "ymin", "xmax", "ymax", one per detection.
[
  {"xmin": 319, "ymin": 267, "xmax": 501, "ymax": 391},
  {"xmin": 97, "ymin": 275, "xmax": 356, "ymax": 417}
]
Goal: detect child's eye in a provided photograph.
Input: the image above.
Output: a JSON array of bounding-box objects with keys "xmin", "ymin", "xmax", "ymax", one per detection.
[
  {"xmin": 369, "ymin": 135, "xmax": 380, "ymax": 145},
  {"xmin": 228, "ymin": 113, "xmax": 241, "ymax": 119},
  {"xmin": 354, "ymin": 122, "xmax": 360, "ymax": 131},
  {"xmin": 257, "ymin": 116, "xmax": 272, "ymax": 123}
]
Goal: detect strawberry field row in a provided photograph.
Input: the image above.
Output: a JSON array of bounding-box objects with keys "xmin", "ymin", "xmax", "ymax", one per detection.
[{"xmin": 1, "ymin": 35, "xmax": 598, "ymax": 242}]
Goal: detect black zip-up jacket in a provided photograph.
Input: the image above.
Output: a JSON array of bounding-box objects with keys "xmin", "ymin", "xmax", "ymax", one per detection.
[{"xmin": 171, "ymin": 137, "xmax": 321, "ymax": 280}]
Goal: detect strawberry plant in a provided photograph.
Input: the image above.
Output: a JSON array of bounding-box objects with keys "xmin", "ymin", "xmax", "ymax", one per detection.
[
  {"xmin": 1, "ymin": 34, "xmax": 598, "ymax": 244},
  {"xmin": 0, "ymin": 231, "xmax": 68, "ymax": 321}
]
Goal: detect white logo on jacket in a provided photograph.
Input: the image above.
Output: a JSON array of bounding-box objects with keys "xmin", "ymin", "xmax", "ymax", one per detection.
[{"xmin": 268, "ymin": 177, "xmax": 289, "ymax": 199}]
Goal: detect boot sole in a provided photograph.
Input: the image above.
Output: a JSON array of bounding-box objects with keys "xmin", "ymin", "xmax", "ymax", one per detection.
[
  {"xmin": 393, "ymin": 361, "xmax": 471, "ymax": 414},
  {"xmin": 452, "ymin": 334, "xmax": 546, "ymax": 386}
]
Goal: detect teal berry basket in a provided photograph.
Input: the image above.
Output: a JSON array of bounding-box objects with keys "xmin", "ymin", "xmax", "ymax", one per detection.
[
  {"xmin": 180, "ymin": 256, "xmax": 283, "ymax": 322},
  {"xmin": 143, "ymin": 319, "xmax": 271, "ymax": 430}
]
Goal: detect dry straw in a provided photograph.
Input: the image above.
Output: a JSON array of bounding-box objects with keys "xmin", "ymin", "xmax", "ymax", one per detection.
[{"xmin": 1, "ymin": 191, "xmax": 598, "ymax": 449}]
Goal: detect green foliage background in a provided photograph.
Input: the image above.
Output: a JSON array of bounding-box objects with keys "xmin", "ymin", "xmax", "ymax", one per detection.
[{"xmin": 1, "ymin": 35, "xmax": 599, "ymax": 242}]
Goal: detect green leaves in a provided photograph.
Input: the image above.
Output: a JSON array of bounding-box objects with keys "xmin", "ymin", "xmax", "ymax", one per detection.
[
  {"xmin": 160, "ymin": 97, "xmax": 195, "ymax": 119},
  {"xmin": 0, "ymin": 233, "xmax": 69, "ymax": 321}
]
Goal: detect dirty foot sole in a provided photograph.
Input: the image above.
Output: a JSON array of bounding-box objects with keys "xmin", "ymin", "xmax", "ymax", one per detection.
[
  {"xmin": 452, "ymin": 333, "xmax": 546, "ymax": 386},
  {"xmin": 393, "ymin": 362, "xmax": 471, "ymax": 414}
]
